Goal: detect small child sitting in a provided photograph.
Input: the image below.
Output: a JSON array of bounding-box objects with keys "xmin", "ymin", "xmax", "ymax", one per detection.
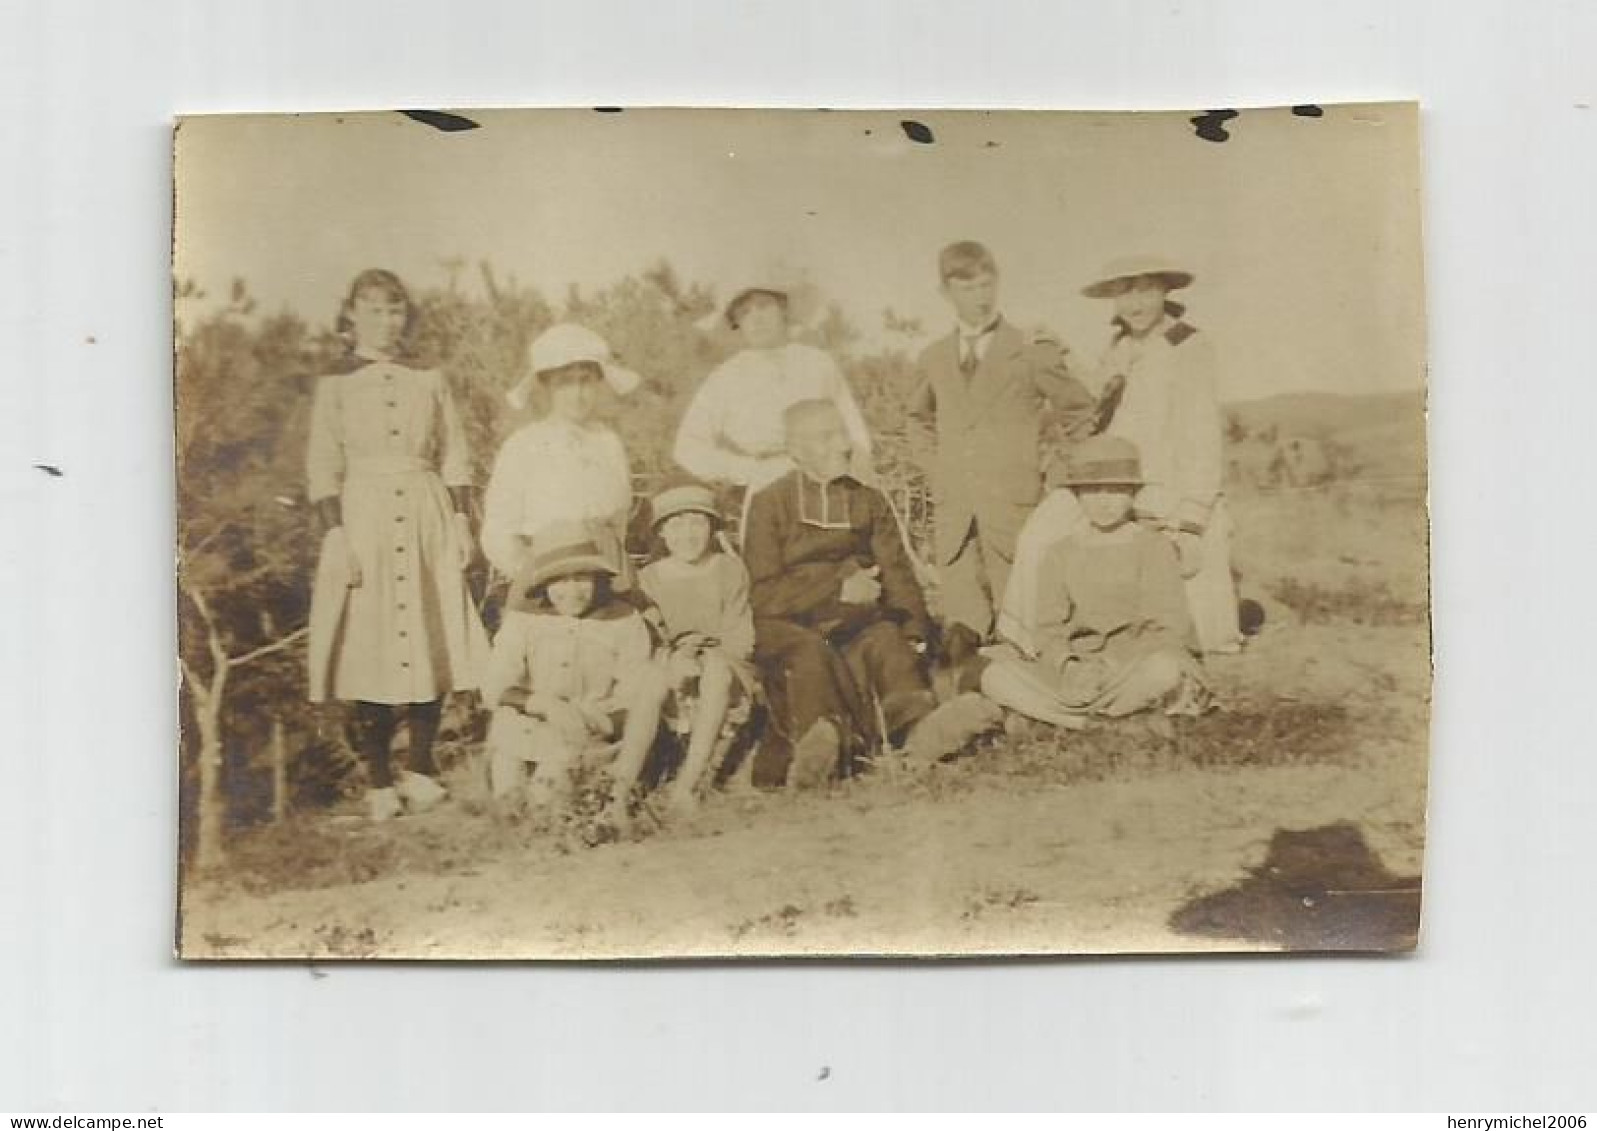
[
  {"xmin": 981, "ymin": 435, "xmax": 1210, "ymax": 727},
  {"xmin": 484, "ymin": 523, "xmax": 667, "ymax": 827},
  {"xmin": 637, "ymin": 482, "xmax": 757, "ymax": 814}
]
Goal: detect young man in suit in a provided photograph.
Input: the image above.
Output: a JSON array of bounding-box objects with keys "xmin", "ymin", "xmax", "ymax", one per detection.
[{"xmin": 908, "ymin": 241, "xmax": 1096, "ymax": 656}]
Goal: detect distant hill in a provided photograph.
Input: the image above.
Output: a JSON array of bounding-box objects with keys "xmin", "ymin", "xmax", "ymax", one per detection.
[
  {"xmin": 1225, "ymin": 389, "xmax": 1426, "ymax": 441},
  {"xmin": 1224, "ymin": 389, "xmax": 1427, "ymax": 487}
]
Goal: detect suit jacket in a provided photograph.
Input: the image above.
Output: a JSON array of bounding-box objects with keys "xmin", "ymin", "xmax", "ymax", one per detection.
[
  {"xmin": 909, "ymin": 319, "xmax": 1094, "ymax": 564},
  {"xmin": 743, "ymin": 470, "xmax": 931, "ymax": 644}
]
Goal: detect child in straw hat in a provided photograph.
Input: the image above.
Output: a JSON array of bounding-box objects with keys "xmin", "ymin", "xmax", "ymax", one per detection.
[
  {"xmin": 981, "ymin": 435, "xmax": 1210, "ymax": 726},
  {"xmin": 637, "ymin": 481, "xmax": 757, "ymax": 814},
  {"xmin": 483, "ymin": 523, "xmax": 667, "ymax": 827}
]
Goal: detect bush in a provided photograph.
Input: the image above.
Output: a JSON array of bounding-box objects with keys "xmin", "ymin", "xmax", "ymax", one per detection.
[{"xmin": 176, "ymin": 262, "xmax": 939, "ymax": 848}]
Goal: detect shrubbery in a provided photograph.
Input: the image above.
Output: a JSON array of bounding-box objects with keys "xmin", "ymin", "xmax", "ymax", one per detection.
[{"xmin": 176, "ymin": 263, "xmax": 930, "ymax": 861}]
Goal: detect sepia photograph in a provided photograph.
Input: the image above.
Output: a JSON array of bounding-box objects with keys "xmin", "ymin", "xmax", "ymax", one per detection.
[{"xmin": 172, "ymin": 103, "xmax": 1429, "ymax": 959}]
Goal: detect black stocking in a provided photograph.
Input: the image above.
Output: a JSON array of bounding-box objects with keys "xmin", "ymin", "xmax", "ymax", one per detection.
[
  {"xmin": 406, "ymin": 699, "xmax": 444, "ymax": 777},
  {"xmin": 351, "ymin": 701, "xmax": 399, "ymax": 788}
]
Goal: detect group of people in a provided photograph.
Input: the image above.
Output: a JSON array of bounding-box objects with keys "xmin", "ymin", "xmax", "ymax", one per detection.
[{"xmin": 303, "ymin": 241, "xmax": 1240, "ymax": 828}]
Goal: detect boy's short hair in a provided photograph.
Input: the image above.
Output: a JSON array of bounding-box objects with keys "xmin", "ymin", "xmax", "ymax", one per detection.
[{"xmin": 938, "ymin": 241, "xmax": 999, "ymax": 282}]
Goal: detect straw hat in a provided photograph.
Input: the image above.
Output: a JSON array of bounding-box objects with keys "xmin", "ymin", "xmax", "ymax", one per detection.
[
  {"xmin": 1055, "ymin": 435, "xmax": 1145, "ymax": 488},
  {"xmin": 649, "ymin": 482, "xmax": 721, "ymax": 528},
  {"xmin": 515, "ymin": 523, "xmax": 618, "ymax": 594},
  {"xmin": 1081, "ymin": 255, "xmax": 1195, "ymax": 299},
  {"xmin": 507, "ymin": 323, "xmax": 641, "ymax": 408}
]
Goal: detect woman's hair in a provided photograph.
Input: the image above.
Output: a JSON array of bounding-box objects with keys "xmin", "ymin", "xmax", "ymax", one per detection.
[
  {"xmin": 335, "ymin": 268, "xmax": 419, "ymax": 344},
  {"xmin": 727, "ymin": 289, "xmax": 789, "ymax": 331},
  {"xmin": 1110, "ymin": 298, "xmax": 1188, "ymax": 337}
]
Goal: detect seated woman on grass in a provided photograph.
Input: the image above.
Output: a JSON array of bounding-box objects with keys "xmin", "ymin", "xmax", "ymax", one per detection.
[{"xmin": 980, "ymin": 435, "xmax": 1211, "ymax": 728}]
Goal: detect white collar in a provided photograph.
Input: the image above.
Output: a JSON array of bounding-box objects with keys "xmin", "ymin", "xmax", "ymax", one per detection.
[
  {"xmin": 1120, "ymin": 315, "xmax": 1170, "ymax": 344},
  {"xmin": 956, "ymin": 315, "xmax": 1001, "ymax": 340}
]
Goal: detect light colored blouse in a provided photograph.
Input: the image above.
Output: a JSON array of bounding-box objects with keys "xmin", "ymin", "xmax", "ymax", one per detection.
[
  {"xmin": 481, "ymin": 417, "xmax": 633, "ymax": 576},
  {"xmin": 672, "ymin": 342, "xmax": 874, "ymax": 490}
]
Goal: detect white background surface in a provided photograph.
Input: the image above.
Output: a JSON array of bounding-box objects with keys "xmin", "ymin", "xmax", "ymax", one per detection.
[{"xmin": 2, "ymin": 0, "xmax": 1593, "ymax": 1112}]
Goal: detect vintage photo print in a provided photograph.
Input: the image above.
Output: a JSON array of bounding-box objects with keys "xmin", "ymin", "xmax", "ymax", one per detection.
[{"xmin": 173, "ymin": 104, "xmax": 1429, "ymax": 959}]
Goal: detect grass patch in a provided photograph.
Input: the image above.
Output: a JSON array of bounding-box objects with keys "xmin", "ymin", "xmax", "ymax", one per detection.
[
  {"xmin": 955, "ymin": 698, "xmax": 1371, "ymax": 789},
  {"xmin": 210, "ymin": 692, "xmax": 1386, "ymax": 901},
  {"xmin": 1266, "ymin": 576, "xmax": 1427, "ymax": 627}
]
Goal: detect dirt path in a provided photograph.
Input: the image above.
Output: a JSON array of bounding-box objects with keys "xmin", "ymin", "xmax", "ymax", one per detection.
[
  {"xmin": 184, "ymin": 739, "xmax": 1423, "ymax": 958},
  {"xmin": 182, "ymin": 622, "xmax": 1429, "ymax": 959}
]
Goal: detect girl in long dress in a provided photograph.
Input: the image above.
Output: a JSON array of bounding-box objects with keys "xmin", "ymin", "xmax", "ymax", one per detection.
[{"xmin": 306, "ymin": 269, "xmax": 490, "ymax": 821}]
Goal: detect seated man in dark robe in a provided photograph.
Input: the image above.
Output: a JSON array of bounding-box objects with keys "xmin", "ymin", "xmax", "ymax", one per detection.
[{"xmin": 742, "ymin": 398, "xmax": 1001, "ymax": 788}]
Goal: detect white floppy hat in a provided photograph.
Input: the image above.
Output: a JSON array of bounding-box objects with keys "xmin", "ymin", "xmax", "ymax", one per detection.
[
  {"xmin": 1081, "ymin": 255, "xmax": 1195, "ymax": 299},
  {"xmin": 508, "ymin": 322, "xmax": 641, "ymax": 408}
]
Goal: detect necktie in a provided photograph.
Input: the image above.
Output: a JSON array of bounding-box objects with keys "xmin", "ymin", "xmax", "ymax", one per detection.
[{"xmin": 959, "ymin": 337, "xmax": 979, "ymax": 376}]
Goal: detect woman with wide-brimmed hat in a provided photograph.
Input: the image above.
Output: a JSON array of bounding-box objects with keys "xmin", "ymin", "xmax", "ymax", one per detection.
[
  {"xmin": 481, "ymin": 322, "xmax": 642, "ymax": 593},
  {"xmin": 672, "ymin": 274, "xmax": 875, "ymax": 510},
  {"xmin": 1000, "ymin": 256, "xmax": 1240, "ymax": 656},
  {"xmin": 980, "ymin": 435, "xmax": 1210, "ymax": 726},
  {"xmin": 1083, "ymin": 256, "xmax": 1239, "ymax": 654}
]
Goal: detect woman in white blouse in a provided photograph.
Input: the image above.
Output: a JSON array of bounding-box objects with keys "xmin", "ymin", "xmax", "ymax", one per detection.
[{"xmin": 673, "ymin": 282, "xmax": 875, "ymax": 498}]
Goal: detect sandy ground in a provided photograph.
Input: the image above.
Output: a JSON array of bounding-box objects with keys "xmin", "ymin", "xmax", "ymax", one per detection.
[{"xmin": 180, "ymin": 615, "xmax": 1431, "ymax": 961}]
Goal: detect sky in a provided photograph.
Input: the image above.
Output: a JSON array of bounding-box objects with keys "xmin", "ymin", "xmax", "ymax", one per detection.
[{"xmin": 174, "ymin": 103, "xmax": 1425, "ymax": 401}]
